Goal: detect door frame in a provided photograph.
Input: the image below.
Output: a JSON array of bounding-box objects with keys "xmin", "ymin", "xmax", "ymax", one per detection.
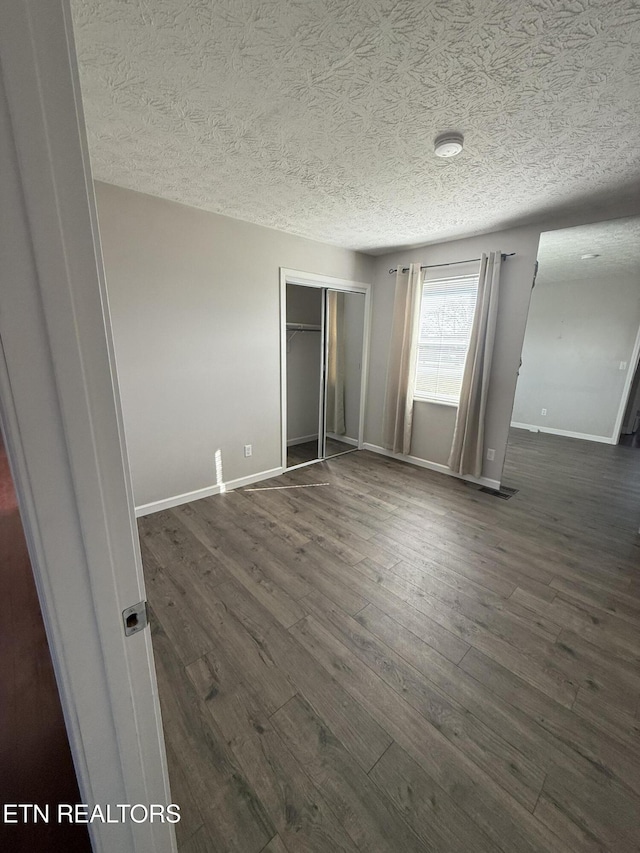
[
  {"xmin": 280, "ymin": 269, "xmax": 371, "ymax": 471},
  {"xmin": 0, "ymin": 2, "xmax": 174, "ymax": 851},
  {"xmin": 612, "ymin": 319, "xmax": 640, "ymax": 443}
]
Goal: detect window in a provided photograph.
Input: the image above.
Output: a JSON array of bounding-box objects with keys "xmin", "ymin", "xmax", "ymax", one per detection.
[{"xmin": 413, "ymin": 273, "xmax": 479, "ymax": 405}]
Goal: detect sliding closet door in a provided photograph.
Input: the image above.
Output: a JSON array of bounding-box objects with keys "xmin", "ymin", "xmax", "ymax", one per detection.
[
  {"xmin": 323, "ymin": 290, "xmax": 366, "ymax": 459},
  {"xmin": 285, "ymin": 284, "xmax": 324, "ymax": 468}
]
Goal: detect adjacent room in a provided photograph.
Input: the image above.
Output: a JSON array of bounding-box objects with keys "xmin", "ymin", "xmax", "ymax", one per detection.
[
  {"xmin": 511, "ymin": 217, "xmax": 640, "ymax": 447},
  {"xmin": 503, "ymin": 216, "xmax": 640, "ymax": 530},
  {"xmin": 4, "ymin": 1, "xmax": 640, "ymax": 852}
]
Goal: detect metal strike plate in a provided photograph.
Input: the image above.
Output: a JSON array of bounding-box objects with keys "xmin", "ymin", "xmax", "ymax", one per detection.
[{"xmin": 122, "ymin": 601, "xmax": 148, "ymax": 637}]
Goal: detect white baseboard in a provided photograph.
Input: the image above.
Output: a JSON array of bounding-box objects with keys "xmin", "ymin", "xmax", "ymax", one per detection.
[
  {"xmin": 287, "ymin": 434, "xmax": 318, "ymax": 447},
  {"xmin": 363, "ymin": 443, "xmax": 500, "ymax": 491},
  {"xmin": 510, "ymin": 423, "xmax": 615, "ymax": 445},
  {"xmin": 326, "ymin": 432, "xmax": 359, "ymax": 447},
  {"xmin": 135, "ymin": 466, "xmax": 284, "ymax": 517},
  {"xmin": 511, "ymin": 422, "xmax": 541, "ymax": 433}
]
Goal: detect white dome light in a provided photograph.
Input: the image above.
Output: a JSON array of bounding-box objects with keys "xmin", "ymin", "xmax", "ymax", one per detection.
[
  {"xmin": 434, "ymin": 133, "xmax": 464, "ymax": 158},
  {"xmin": 580, "ymin": 253, "xmax": 600, "ymax": 259}
]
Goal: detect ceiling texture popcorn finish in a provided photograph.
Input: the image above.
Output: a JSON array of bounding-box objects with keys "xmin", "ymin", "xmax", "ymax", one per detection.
[{"xmin": 71, "ymin": 0, "xmax": 640, "ymax": 252}]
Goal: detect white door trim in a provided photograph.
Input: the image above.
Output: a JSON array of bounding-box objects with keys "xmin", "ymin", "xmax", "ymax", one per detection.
[
  {"xmin": 0, "ymin": 2, "xmax": 174, "ymax": 851},
  {"xmin": 279, "ymin": 268, "xmax": 372, "ymax": 470},
  {"xmin": 612, "ymin": 320, "xmax": 640, "ymax": 443}
]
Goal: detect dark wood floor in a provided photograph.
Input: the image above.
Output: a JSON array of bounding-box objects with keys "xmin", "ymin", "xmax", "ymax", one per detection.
[{"xmin": 138, "ymin": 429, "xmax": 640, "ymax": 853}]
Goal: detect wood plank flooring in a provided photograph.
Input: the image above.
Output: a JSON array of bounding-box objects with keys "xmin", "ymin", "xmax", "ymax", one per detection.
[{"xmin": 138, "ymin": 429, "xmax": 640, "ymax": 853}]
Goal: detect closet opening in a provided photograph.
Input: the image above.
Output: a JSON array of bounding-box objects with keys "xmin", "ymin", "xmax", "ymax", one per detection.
[{"xmin": 280, "ymin": 270, "xmax": 371, "ymax": 472}]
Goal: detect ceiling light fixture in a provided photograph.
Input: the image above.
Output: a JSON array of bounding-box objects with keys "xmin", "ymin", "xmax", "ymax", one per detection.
[
  {"xmin": 434, "ymin": 132, "xmax": 464, "ymax": 158},
  {"xmin": 580, "ymin": 253, "xmax": 600, "ymax": 259}
]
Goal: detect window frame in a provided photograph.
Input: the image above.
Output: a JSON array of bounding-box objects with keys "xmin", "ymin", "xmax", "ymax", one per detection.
[{"xmin": 412, "ymin": 271, "xmax": 480, "ymax": 407}]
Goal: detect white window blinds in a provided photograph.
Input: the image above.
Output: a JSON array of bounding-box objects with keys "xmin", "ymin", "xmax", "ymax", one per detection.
[{"xmin": 414, "ymin": 273, "xmax": 479, "ymax": 404}]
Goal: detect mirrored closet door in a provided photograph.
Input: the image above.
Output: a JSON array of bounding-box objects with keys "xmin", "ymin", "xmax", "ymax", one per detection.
[
  {"xmin": 323, "ymin": 289, "xmax": 365, "ymax": 459},
  {"xmin": 284, "ymin": 280, "xmax": 367, "ymax": 470}
]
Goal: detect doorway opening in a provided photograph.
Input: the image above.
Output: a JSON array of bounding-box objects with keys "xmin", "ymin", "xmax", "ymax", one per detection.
[
  {"xmin": 504, "ymin": 216, "xmax": 640, "ymax": 531},
  {"xmin": 618, "ymin": 355, "xmax": 640, "ymax": 447}
]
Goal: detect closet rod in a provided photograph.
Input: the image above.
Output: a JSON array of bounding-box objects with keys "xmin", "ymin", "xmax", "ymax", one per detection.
[
  {"xmin": 286, "ymin": 323, "xmax": 322, "ymax": 331},
  {"xmin": 388, "ymin": 252, "xmax": 515, "ymax": 275}
]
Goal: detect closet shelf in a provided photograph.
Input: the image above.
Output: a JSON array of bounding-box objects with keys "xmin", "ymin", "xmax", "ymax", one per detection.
[{"xmin": 286, "ymin": 323, "xmax": 322, "ymax": 331}]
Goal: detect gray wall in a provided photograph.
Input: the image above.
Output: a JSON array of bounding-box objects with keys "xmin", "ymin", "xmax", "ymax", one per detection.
[
  {"xmin": 97, "ymin": 179, "xmax": 640, "ymax": 503},
  {"xmin": 512, "ymin": 274, "xmax": 640, "ymax": 439},
  {"xmin": 365, "ymin": 226, "xmax": 543, "ymax": 483},
  {"xmin": 95, "ymin": 182, "xmax": 374, "ymax": 507}
]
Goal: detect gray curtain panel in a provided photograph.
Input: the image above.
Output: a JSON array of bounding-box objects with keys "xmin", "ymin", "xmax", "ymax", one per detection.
[
  {"xmin": 448, "ymin": 251, "xmax": 502, "ymax": 477},
  {"xmin": 382, "ymin": 263, "xmax": 423, "ymax": 454}
]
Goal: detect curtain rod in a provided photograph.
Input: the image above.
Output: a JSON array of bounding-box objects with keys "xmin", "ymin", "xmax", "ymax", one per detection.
[{"xmin": 388, "ymin": 252, "xmax": 515, "ymax": 275}]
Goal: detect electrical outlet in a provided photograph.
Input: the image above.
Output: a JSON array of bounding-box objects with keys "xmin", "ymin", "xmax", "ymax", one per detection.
[
  {"xmin": 620, "ymin": 361, "xmax": 628, "ymax": 371},
  {"xmin": 486, "ymin": 449, "xmax": 495, "ymax": 461},
  {"xmin": 541, "ymin": 408, "xmax": 547, "ymax": 416},
  {"xmin": 244, "ymin": 444, "xmax": 252, "ymax": 457}
]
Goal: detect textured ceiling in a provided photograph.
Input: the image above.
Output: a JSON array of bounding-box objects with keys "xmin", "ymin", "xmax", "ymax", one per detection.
[
  {"xmin": 537, "ymin": 217, "xmax": 640, "ymax": 283},
  {"xmin": 71, "ymin": 0, "xmax": 640, "ymax": 253}
]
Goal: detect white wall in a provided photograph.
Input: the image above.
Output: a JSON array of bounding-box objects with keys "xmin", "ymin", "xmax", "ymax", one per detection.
[
  {"xmin": 365, "ymin": 226, "xmax": 543, "ymax": 484},
  {"xmin": 512, "ymin": 273, "xmax": 640, "ymax": 440},
  {"xmin": 95, "ymin": 182, "xmax": 374, "ymax": 508},
  {"xmin": 286, "ymin": 285, "xmax": 322, "ymax": 444}
]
